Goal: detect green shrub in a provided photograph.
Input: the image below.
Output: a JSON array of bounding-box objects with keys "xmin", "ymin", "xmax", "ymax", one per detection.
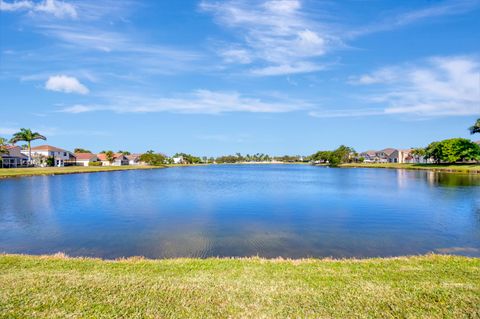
[{"xmin": 88, "ymin": 161, "xmax": 102, "ymax": 166}]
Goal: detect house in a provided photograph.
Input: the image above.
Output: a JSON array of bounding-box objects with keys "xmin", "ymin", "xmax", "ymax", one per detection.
[
  {"xmin": 375, "ymin": 148, "xmax": 396, "ymax": 163},
  {"xmin": 359, "ymin": 150, "xmax": 378, "ymax": 163},
  {"xmin": 126, "ymin": 154, "xmax": 144, "ymax": 166},
  {"xmin": 22, "ymin": 145, "xmax": 76, "ymax": 167},
  {"xmin": 172, "ymin": 156, "xmax": 185, "ymax": 164},
  {"xmin": 476, "ymin": 140, "xmax": 480, "ymax": 145},
  {"xmin": 97, "ymin": 153, "xmax": 129, "ymax": 166},
  {"xmin": 75, "ymin": 153, "xmax": 99, "ymax": 166},
  {"xmin": 1, "ymin": 145, "xmax": 28, "ymax": 168},
  {"xmin": 388, "ymin": 149, "xmax": 414, "ymax": 163}
]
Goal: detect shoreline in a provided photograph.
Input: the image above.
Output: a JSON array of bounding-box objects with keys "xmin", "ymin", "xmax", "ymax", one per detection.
[
  {"xmin": 1, "ymin": 253, "xmax": 478, "ymax": 317},
  {"xmin": 335, "ymin": 163, "xmax": 480, "ymax": 174},
  {"xmin": 0, "ymin": 165, "xmax": 167, "ymax": 179},
  {"xmin": 1, "ymin": 162, "xmax": 480, "ymax": 179}
]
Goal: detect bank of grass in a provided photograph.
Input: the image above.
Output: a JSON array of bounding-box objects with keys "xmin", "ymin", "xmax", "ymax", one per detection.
[
  {"xmin": 0, "ymin": 254, "xmax": 478, "ymax": 318},
  {"xmin": 338, "ymin": 162, "xmax": 480, "ymax": 173},
  {"xmin": 0, "ymin": 165, "xmax": 165, "ymax": 178}
]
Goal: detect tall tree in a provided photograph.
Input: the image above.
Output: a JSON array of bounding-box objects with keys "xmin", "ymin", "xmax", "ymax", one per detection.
[
  {"xmin": 74, "ymin": 148, "xmax": 91, "ymax": 153},
  {"xmin": 425, "ymin": 138, "xmax": 480, "ymax": 163},
  {"xmin": 10, "ymin": 128, "xmax": 46, "ymax": 163},
  {"xmin": 0, "ymin": 137, "xmax": 8, "ymax": 155},
  {"xmin": 469, "ymin": 118, "xmax": 480, "ymax": 134},
  {"xmin": 104, "ymin": 151, "xmax": 115, "ymax": 164}
]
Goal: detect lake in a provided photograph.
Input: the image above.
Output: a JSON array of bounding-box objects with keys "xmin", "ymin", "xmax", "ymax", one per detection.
[{"xmin": 1, "ymin": 165, "xmax": 479, "ymax": 259}]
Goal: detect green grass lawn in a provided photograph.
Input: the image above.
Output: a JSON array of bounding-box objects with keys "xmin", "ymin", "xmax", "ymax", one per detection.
[
  {"xmin": 0, "ymin": 165, "xmax": 165, "ymax": 178},
  {"xmin": 339, "ymin": 162, "xmax": 480, "ymax": 173},
  {"xmin": 0, "ymin": 254, "xmax": 478, "ymax": 318}
]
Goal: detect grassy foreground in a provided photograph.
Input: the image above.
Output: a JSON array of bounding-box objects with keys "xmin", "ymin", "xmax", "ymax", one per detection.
[
  {"xmin": 338, "ymin": 162, "xmax": 480, "ymax": 173},
  {"xmin": 0, "ymin": 254, "xmax": 478, "ymax": 318},
  {"xmin": 0, "ymin": 165, "xmax": 165, "ymax": 178}
]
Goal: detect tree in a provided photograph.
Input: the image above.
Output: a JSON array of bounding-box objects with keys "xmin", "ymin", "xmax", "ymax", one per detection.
[
  {"xmin": 425, "ymin": 138, "xmax": 480, "ymax": 163},
  {"xmin": 118, "ymin": 150, "xmax": 131, "ymax": 155},
  {"xmin": 10, "ymin": 128, "xmax": 46, "ymax": 163},
  {"xmin": 74, "ymin": 148, "xmax": 91, "ymax": 153},
  {"xmin": 139, "ymin": 152, "xmax": 166, "ymax": 166},
  {"xmin": 411, "ymin": 147, "xmax": 426, "ymax": 163},
  {"xmin": 469, "ymin": 118, "xmax": 480, "ymax": 134},
  {"xmin": 104, "ymin": 151, "xmax": 115, "ymax": 164},
  {"xmin": 311, "ymin": 145, "xmax": 355, "ymax": 167},
  {"xmin": 0, "ymin": 137, "xmax": 8, "ymax": 155}
]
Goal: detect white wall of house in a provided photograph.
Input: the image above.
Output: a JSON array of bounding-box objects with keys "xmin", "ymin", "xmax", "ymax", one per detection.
[
  {"xmin": 22, "ymin": 149, "xmax": 72, "ymax": 167},
  {"xmin": 100, "ymin": 159, "xmax": 129, "ymax": 166}
]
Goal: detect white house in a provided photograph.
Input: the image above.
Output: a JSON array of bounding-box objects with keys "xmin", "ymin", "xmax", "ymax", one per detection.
[
  {"xmin": 126, "ymin": 154, "xmax": 144, "ymax": 166},
  {"xmin": 97, "ymin": 153, "xmax": 129, "ymax": 166},
  {"xmin": 172, "ymin": 156, "xmax": 185, "ymax": 164},
  {"xmin": 75, "ymin": 153, "xmax": 99, "ymax": 166},
  {"xmin": 388, "ymin": 149, "xmax": 414, "ymax": 163},
  {"xmin": 22, "ymin": 145, "xmax": 75, "ymax": 167},
  {"xmin": 1, "ymin": 145, "xmax": 28, "ymax": 168}
]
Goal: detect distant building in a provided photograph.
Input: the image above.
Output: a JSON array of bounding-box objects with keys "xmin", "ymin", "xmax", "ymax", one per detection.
[
  {"xmin": 375, "ymin": 148, "xmax": 396, "ymax": 163},
  {"xmin": 388, "ymin": 149, "xmax": 414, "ymax": 163},
  {"xmin": 172, "ymin": 156, "xmax": 184, "ymax": 164},
  {"xmin": 22, "ymin": 145, "xmax": 75, "ymax": 167},
  {"xmin": 97, "ymin": 153, "xmax": 129, "ymax": 166},
  {"xmin": 1, "ymin": 145, "xmax": 28, "ymax": 168},
  {"xmin": 359, "ymin": 150, "xmax": 378, "ymax": 163},
  {"xmin": 75, "ymin": 153, "xmax": 99, "ymax": 166},
  {"xmin": 126, "ymin": 154, "xmax": 144, "ymax": 166}
]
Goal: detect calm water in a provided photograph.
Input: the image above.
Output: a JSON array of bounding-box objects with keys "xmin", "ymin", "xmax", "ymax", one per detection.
[{"xmin": 1, "ymin": 165, "xmax": 479, "ymax": 259}]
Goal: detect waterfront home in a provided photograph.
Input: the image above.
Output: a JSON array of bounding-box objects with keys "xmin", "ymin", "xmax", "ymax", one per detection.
[
  {"xmin": 75, "ymin": 153, "xmax": 100, "ymax": 166},
  {"xmin": 97, "ymin": 153, "xmax": 129, "ymax": 166},
  {"xmin": 173, "ymin": 156, "xmax": 185, "ymax": 164},
  {"xmin": 1, "ymin": 145, "xmax": 28, "ymax": 168},
  {"xmin": 23, "ymin": 145, "xmax": 76, "ymax": 167},
  {"xmin": 388, "ymin": 149, "xmax": 414, "ymax": 163},
  {"xmin": 359, "ymin": 150, "xmax": 378, "ymax": 163},
  {"xmin": 375, "ymin": 148, "xmax": 396, "ymax": 162},
  {"xmin": 126, "ymin": 154, "xmax": 144, "ymax": 165}
]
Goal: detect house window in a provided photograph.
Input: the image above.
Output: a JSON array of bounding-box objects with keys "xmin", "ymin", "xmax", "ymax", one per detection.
[{"xmin": 64, "ymin": 152, "xmax": 67, "ymax": 156}]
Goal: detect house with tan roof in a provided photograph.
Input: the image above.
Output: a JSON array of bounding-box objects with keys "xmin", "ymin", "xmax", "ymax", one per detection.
[
  {"xmin": 359, "ymin": 150, "xmax": 378, "ymax": 163},
  {"xmin": 388, "ymin": 149, "xmax": 414, "ymax": 163},
  {"xmin": 1, "ymin": 145, "xmax": 28, "ymax": 168},
  {"xmin": 126, "ymin": 154, "xmax": 145, "ymax": 166},
  {"xmin": 97, "ymin": 153, "xmax": 129, "ymax": 166},
  {"xmin": 75, "ymin": 153, "xmax": 99, "ymax": 166},
  {"xmin": 21, "ymin": 144, "xmax": 75, "ymax": 167},
  {"xmin": 375, "ymin": 148, "xmax": 396, "ymax": 163}
]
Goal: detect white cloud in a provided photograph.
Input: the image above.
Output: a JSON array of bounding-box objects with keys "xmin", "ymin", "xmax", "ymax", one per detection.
[
  {"xmin": 200, "ymin": 0, "xmax": 338, "ymax": 76},
  {"xmin": 251, "ymin": 62, "xmax": 325, "ymax": 76},
  {"xmin": 0, "ymin": 127, "xmax": 18, "ymax": 135},
  {"xmin": 0, "ymin": 0, "xmax": 77, "ymax": 18},
  {"xmin": 45, "ymin": 75, "xmax": 89, "ymax": 94},
  {"xmin": 220, "ymin": 48, "xmax": 252, "ymax": 64},
  {"xmin": 59, "ymin": 89, "xmax": 310, "ymax": 114},
  {"xmin": 337, "ymin": 56, "xmax": 480, "ymax": 118},
  {"xmin": 348, "ymin": 0, "xmax": 479, "ymax": 37}
]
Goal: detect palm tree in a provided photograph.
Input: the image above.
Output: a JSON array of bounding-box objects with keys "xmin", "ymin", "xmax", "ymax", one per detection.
[
  {"xmin": 469, "ymin": 118, "xmax": 480, "ymax": 135},
  {"xmin": 105, "ymin": 150, "xmax": 115, "ymax": 164},
  {"xmin": 10, "ymin": 128, "xmax": 47, "ymax": 163},
  {"xmin": 0, "ymin": 137, "xmax": 8, "ymax": 155}
]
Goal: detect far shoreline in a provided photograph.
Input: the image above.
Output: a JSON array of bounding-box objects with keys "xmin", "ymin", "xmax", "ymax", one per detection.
[{"xmin": 1, "ymin": 162, "xmax": 480, "ymax": 179}]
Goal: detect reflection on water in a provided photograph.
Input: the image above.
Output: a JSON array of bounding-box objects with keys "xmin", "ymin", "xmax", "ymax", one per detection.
[{"xmin": 0, "ymin": 165, "xmax": 479, "ymax": 258}]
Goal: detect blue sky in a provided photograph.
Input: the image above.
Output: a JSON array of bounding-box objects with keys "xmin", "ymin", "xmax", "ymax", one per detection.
[{"xmin": 0, "ymin": 0, "xmax": 479, "ymax": 156}]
